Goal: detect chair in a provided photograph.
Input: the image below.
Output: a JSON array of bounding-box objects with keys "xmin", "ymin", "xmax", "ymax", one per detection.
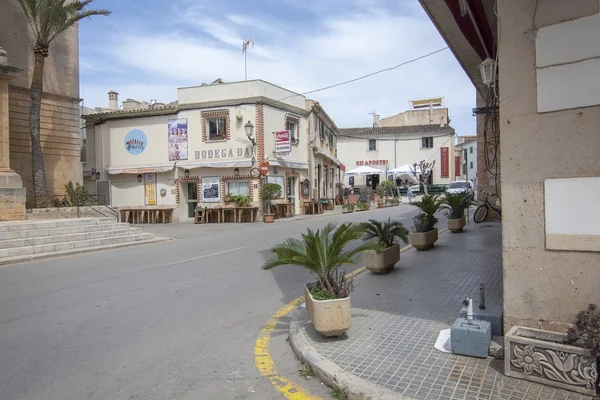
[{"xmin": 194, "ymin": 207, "xmax": 207, "ymax": 224}]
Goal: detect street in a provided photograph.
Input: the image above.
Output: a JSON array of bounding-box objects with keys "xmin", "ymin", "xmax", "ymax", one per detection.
[{"xmin": 0, "ymin": 204, "xmax": 447, "ymax": 400}]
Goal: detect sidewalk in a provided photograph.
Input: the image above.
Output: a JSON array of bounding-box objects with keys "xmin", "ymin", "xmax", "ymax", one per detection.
[{"xmin": 289, "ymin": 222, "xmax": 590, "ymax": 400}]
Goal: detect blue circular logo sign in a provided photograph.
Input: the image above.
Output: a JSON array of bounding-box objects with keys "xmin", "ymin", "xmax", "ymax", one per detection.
[{"xmin": 124, "ymin": 129, "xmax": 147, "ymax": 155}]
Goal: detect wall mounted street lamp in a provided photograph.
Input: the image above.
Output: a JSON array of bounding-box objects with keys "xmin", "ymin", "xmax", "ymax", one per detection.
[
  {"xmin": 234, "ymin": 168, "xmax": 240, "ymax": 177},
  {"xmin": 244, "ymin": 120, "xmax": 256, "ymax": 146},
  {"xmin": 478, "ymin": 57, "xmax": 496, "ymax": 88},
  {"xmin": 95, "ymin": 171, "xmax": 101, "ymax": 180},
  {"xmin": 184, "ymin": 169, "xmax": 190, "ymax": 178},
  {"xmin": 137, "ymin": 174, "xmax": 142, "ymax": 182}
]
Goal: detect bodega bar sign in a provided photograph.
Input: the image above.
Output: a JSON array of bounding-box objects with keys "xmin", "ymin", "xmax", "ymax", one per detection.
[
  {"xmin": 194, "ymin": 146, "xmax": 256, "ymax": 160},
  {"xmin": 356, "ymin": 160, "xmax": 388, "ymax": 166}
]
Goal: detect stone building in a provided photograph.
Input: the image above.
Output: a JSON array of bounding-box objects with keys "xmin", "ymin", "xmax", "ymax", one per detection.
[{"xmin": 1, "ymin": 0, "xmax": 82, "ymax": 208}]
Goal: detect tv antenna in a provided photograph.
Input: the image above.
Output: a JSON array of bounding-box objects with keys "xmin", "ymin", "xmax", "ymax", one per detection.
[{"xmin": 242, "ymin": 39, "xmax": 254, "ymax": 81}]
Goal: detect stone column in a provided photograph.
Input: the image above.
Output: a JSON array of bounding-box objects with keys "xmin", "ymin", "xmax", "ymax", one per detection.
[{"xmin": 0, "ymin": 47, "xmax": 26, "ymax": 221}]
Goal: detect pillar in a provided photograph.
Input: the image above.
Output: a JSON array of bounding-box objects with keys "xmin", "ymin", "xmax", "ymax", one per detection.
[{"xmin": 0, "ymin": 47, "xmax": 26, "ymax": 221}]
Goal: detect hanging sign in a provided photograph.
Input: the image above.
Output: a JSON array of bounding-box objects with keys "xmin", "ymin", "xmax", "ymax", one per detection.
[
  {"xmin": 144, "ymin": 173, "xmax": 157, "ymax": 205},
  {"xmin": 275, "ymin": 130, "xmax": 291, "ymax": 153}
]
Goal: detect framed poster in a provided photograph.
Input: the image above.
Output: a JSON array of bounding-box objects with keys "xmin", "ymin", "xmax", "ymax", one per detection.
[
  {"xmin": 201, "ymin": 176, "xmax": 221, "ymax": 203},
  {"xmin": 267, "ymin": 175, "xmax": 285, "ymax": 198},
  {"xmin": 144, "ymin": 173, "xmax": 157, "ymax": 205},
  {"xmin": 168, "ymin": 118, "xmax": 188, "ymax": 161}
]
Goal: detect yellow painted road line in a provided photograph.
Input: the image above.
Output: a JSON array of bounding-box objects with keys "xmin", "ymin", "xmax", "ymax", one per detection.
[{"xmin": 254, "ymin": 241, "xmax": 424, "ymax": 399}]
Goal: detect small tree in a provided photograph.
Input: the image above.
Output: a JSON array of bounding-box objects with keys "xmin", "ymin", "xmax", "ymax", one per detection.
[
  {"xmin": 63, "ymin": 181, "xmax": 89, "ymax": 207},
  {"xmin": 410, "ymin": 160, "xmax": 436, "ymax": 195},
  {"xmin": 17, "ymin": 0, "xmax": 111, "ymax": 206},
  {"xmin": 261, "ymin": 183, "xmax": 281, "ymax": 215}
]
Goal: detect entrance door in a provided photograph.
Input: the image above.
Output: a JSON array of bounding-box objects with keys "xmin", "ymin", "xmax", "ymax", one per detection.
[
  {"xmin": 287, "ymin": 176, "xmax": 298, "ymax": 216},
  {"xmin": 367, "ymin": 174, "xmax": 380, "ymax": 190},
  {"xmin": 187, "ymin": 182, "xmax": 198, "ymax": 218}
]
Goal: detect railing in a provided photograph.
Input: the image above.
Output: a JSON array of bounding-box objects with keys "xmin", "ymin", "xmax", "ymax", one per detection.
[
  {"xmin": 29, "ymin": 193, "xmax": 119, "ymax": 221},
  {"xmin": 78, "ymin": 194, "xmax": 119, "ymax": 221}
]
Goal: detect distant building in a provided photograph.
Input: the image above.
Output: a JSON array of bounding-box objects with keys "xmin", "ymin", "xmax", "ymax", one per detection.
[{"xmin": 455, "ymin": 135, "xmax": 478, "ymax": 187}]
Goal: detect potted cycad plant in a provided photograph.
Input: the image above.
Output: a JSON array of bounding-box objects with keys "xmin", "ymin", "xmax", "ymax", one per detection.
[
  {"xmin": 261, "ymin": 183, "xmax": 281, "ymax": 223},
  {"xmin": 410, "ymin": 194, "xmax": 444, "ymax": 250},
  {"xmin": 442, "ymin": 193, "xmax": 475, "ymax": 233},
  {"xmin": 362, "ymin": 218, "xmax": 408, "ymax": 274},
  {"xmin": 263, "ymin": 222, "xmax": 378, "ymax": 337},
  {"xmin": 342, "ymin": 203, "xmax": 354, "ymax": 214}
]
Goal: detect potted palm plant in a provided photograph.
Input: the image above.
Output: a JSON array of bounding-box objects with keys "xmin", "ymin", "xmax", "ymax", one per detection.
[
  {"xmin": 410, "ymin": 194, "xmax": 444, "ymax": 250},
  {"xmin": 263, "ymin": 223, "xmax": 379, "ymax": 337},
  {"xmin": 361, "ymin": 218, "xmax": 408, "ymax": 274},
  {"xmin": 442, "ymin": 193, "xmax": 475, "ymax": 233},
  {"xmin": 261, "ymin": 183, "xmax": 281, "ymax": 223},
  {"xmin": 342, "ymin": 204, "xmax": 354, "ymax": 214}
]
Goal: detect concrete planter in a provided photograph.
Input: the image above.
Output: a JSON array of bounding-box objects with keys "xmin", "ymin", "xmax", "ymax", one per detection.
[
  {"xmin": 410, "ymin": 229, "xmax": 438, "ymax": 251},
  {"xmin": 448, "ymin": 216, "xmax": 466, "ymax": 233},
  {"xmin": 264, "ymin": 214, "xmax": 275, "ymax": 223},
  {"xmin": 505, "ymin": 326, "xmax": 598, "ymax": 396},
  {"xmin": 342, "ymin": 208, "xmax": 354, "ymax": 214},
  {"xmin": 363, "ymin": 244, "xmax": 400, "ymax": 274},
  {"xmin": 304, "ymin": 284, "xmax": 351, "ymax": 337}
]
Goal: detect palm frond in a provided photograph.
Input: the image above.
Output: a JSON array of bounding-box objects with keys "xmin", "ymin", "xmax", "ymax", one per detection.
[
  {"xmin": 362, "ymin": 218, "xmax": 409, "ymax": 247},
  {"xmin": 411, "ymin": 194, "xmax": 444, "ymax": 217},
  {"xmin": 441, "ymin": 193, "xmax": 476, "ymax": 219}
]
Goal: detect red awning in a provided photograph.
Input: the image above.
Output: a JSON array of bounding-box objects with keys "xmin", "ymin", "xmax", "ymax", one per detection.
[{"xmin": 339, "ymin": 164, "xmax": 346, "ymax": 172}]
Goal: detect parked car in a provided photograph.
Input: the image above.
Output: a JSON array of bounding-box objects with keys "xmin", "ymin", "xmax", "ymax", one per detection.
[{"xmin": 446, "ymin": 180, "xmax": 473, "ymax": 196}]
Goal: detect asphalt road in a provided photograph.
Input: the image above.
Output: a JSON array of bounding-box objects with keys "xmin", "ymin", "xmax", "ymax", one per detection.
[{"xmin": 0, "ymin": 204, "xmax": 447, "ymax": 400}]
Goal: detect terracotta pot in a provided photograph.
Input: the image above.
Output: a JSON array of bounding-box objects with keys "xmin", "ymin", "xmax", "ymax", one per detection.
[
  {"xmin": 377, "ymin": 202, "xmax": 384, "ymax": 208},
  {"xmin": 410, "ymin": 229, "xmax": 438, "ymax": 251},
  {"xmin": 304, "ymin": 283, "xmax": 351, "ymax": 337},
  {"xmin": 263, "ymin": 213, "xmax": 275, "ymax": 223},
  {"xmin": 448, "ymin": 216, "xmax": 466, "ymax": 233},
  {"xmin": 364, "ymin": 244, "xmax": 400, "ymax": 274}
]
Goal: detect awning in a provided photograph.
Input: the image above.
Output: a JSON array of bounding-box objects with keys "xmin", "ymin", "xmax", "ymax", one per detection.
[
  {"xmin": 339, "ymin": 164, "xmax": 346, "ymax": 172},
  {"xmin": 345, "ymin": 165, "xmax": 385, "ymax": 176},
  {"xmin": 105, "ymin": 165, "xmax": 175, "ymax": 175},
  {"xmin": 178, "ymin": 160, "xmax": 252, "ymax": 169},
  {"xmin": 267, "ymin": 159, "xmax": 309, "ymax": 169},
  {"xmin": 313, "ymin": 148, "xmax": 341, "ymax": 165}
]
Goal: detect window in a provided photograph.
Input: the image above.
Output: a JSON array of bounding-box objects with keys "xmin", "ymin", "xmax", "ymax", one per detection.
[
  {"xmin": 469, "ymin": 146, "xmax": 473, "ymax": 154},
  {"xmin": 227, "ymin": 180, "xmax": 249, "ymax": 196},
  {"xmin": 469, "ymin": 161, "xmax": 474, "ymax": 169},
  {"xmin": 328, "ymin": 132, "xmax": 335, "ymax": 148},
  {"xmin": 368, "ymin": 139, "xmax": 377, "ymax": 151},
  {"xmin": 207, "ymin": 117, "xmax": 227, "ymax": 141},
  {"xmin": 286, "ymin": 121, "xmax": 298, "ymax": 143},
  {"xmin": 349, "ymin": 176, "xmax": 355, "ymax": 186},
  {"xmin": 319, "ymin": 121, "xmax": 325, "ymax": 140},
  {"xmin": 421, "ymin": 137, "xmax": 434, "ymax": 148}
]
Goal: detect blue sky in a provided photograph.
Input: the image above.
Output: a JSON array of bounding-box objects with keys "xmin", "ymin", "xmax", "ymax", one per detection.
[{"xmin": 79, "ymin": 0, "xmax": 475, "ymax": 134}]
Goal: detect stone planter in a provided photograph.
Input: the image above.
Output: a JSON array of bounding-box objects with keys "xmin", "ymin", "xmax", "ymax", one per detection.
[
  {"xmin": 342, "ymin": 208, "xmax": 354, "ymax": 214},
  {"xmin": 364, "ymin": 244, "xmax": 400, "ymax": 274},
  {"xmin": 448, "ymin": 216, "xmax": 466, "ymax": 233},
  {"xmin": 505, "ymin": 326, "xmax": 598, "ymax": 396},
  {"xmin": 348, "ymin": 194, "xmax": 359, "ymax": 205},
  {"xmin": 410, "ymin": 229, "xmax": 438, "ymax": 251},
  {"xmin": 264, "ymin": 214, "xmax": 275, "ymax": 223},
  {"xmin": 304, "ymin": 283, "xmax": 351, "ymax": 337}
]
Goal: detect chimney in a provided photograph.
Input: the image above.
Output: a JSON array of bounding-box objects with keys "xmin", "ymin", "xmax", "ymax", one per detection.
[
  {"xmin": 372, "ymin": 112, "xmax": 381, "ymax": 127},
  {"xmin": 108, "ymin": 90, "xmax": 119, "ymax": 110}
]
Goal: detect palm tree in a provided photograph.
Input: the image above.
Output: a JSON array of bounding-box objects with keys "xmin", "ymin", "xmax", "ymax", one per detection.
[
  {"xmin": 362, "ymin": 218, "xmax": 409, "ymax": 248},
  {"xmin": 263, "ymin": 222, "xmax": 380, "ymax": 298},
  {"xmin": 442, "ymin": 193, "xmax": 476, "ymax": 219},
  {"xmin": 17, "ymin": 0, "xmax": 110, "ymax": 206},
  {"xmin": 411, "ymin": 193, "xmax": 444, "ymax": 232}
]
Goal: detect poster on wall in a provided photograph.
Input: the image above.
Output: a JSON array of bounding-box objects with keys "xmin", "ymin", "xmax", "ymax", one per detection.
[
  {"xmin": 144, "ymin": 173, "xmax": 157, "ymax": 205},
  {"xmin": 168, "ymin": 118, "xmax": 188, "ymax": 161},
  {"xmin": 440, "ymin": 147, "xmax": 449, "ymax": 178},
  {"xmin": 202, "ymin": 176, "xmax": 221, "ymax": 203},
  {"xmin": 125, "ymin": 129, "xmax": 147, "ymax": 155},
  {"xmin": 275, "ymin": 130, "xmax": 291, "ymax": 153},
  {"xmin": 267, "ymin": 176, "xmax": 285, "ymax": 198}
]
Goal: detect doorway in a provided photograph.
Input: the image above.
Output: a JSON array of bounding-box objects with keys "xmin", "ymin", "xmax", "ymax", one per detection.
[
  {"xmin": 287, "ymin": 176, "xmax": 298, "ymax": 216},
  {"xmin": 183, "ymin": 182, "xmax": 198, "ymax": 218},
  {"xmin": 366, "ymin": 174, "xmax": 380, "ymax": 190}
]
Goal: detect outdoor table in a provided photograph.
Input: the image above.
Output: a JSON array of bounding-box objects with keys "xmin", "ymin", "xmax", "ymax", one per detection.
[
  {"xmin": 120, "ymin": 207, "xmax": 173, "ymax": 224},
  {"xmin": 304, "ymin": 201, "xmax": 319, "ymax": 215},
  {"xmin": 276, "ymin": 203, "xmax": 293, "ymax": 218}
]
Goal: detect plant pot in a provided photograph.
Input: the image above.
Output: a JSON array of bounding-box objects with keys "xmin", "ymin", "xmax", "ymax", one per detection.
[
  {"xmin": 377, "ymin": 202, "xmax": 384, "ymax": 208},
  {"xmin": 304, "ymin": 284, "xmax": 351, "ymax": 337},
  {"xmin": 410, "ymin": 229, "xmax": 438, "ymax": 251},
  {"xmin": 263, "ymin": 213, "xmax": 275, "ymax": 223},
  {"xmin": 505, "ymin": 326, "xmax": 597, "ymax": 396},
  {"xmin": 448, "ymin": 216, "xmax": 466, "ymax": 233},
  {"xmin": 342, "ymin": 208, "xmax": 353, "ymax": 214},
  {"xmin": 348, "ymin": 194, "xmax": 359, "ymax": 205},
  {"xmin": 364, "ymin": 244, "xmax": 400, "ymax": 274}
]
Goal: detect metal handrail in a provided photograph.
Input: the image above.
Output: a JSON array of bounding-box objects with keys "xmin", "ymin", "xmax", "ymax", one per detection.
[{"xmin": 78, "ymin": 194, "xmax": 119, "ymax": 221}]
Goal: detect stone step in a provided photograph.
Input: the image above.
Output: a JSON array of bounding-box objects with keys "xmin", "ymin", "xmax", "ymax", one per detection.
[
  {"xmin": 0, "ymin": 237, "xmax": 170, "ymax": 266},
  {"xmin": 0, "ymin": 228, "xmax": 142, "ymax": 250},
  {"xmin": 0, "ymin": 233, "xmax": 155, "ymax": 259},
  {"xmin": 0, "ymin": 218, "xmax": 114, "ymax": 232},
  {"xmin": 0, "ymin": 222, "xmax": 129, "ymax": 241}
]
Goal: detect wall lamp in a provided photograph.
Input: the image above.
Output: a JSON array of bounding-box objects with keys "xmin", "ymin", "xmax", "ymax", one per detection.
[
  {"xmin": 136, "ymin": 174, "xmax": 142, "ymax": 182},
  {"xmin": 184, "ymin": 169, "xmax": 190, "ymax": 178}
]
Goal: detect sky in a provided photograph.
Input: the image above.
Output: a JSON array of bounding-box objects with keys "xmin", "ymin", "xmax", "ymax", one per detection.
[{"xmin": 79, "ymin": 0, "xmax": 475, "ymax": 135}]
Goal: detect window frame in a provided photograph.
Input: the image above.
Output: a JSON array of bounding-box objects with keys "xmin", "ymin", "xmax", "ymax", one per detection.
[
  {"xmin": 368, "ymin": 139, "xmax": 377, "ymax": 151},
  {"xmin": 421, "ymin": 136, "xmax": 434, "ymax": 149},
  {"xmin": 286, "ymin": 117, "xmax": 300, "ymax": 145},
  {"xmin": 469, "ymin": 161, "xmax": 474, "ymax": 169},
  {"xmin": 469, "ymin": 146, "xmax": 473, "ymax": 154},
  {"xmin": 226, "ymin": 180, "xmax": 250, "ymax": 196},
  {"xmin": 202, "ymin": 110, "xmax": 230, "ymax": 142}
]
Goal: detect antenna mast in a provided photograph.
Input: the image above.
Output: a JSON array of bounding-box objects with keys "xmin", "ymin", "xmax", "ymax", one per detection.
[{"xmin": 242, "ymin": 39, "xmax": 254, "ymax": 81}]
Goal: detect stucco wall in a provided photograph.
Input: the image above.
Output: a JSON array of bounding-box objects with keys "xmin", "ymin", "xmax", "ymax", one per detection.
[
  {"xmin": 500, "ymin": 0, "xmax": 600, "ymax": 332},
  {"xmin": 381, "ymin": 108, "xmax": 449, "ymax": 127},
  {"xmin": 337, "ymin": 133, "xmax": 456, "ymax": 187}
]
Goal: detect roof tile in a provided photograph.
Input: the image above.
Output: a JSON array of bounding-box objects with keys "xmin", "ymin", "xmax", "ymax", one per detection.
[{"xmin": 338, "ymin": 124, "xmax": 454, "ymax": 137}]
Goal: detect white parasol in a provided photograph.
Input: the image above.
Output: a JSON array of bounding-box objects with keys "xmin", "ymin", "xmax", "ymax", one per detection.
[{"xmin": 345, "ymin": 165, "xmax": 385, "ymax": 176}]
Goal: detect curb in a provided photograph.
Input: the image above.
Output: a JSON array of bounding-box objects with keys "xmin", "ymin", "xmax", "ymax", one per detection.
[{"xmin": 289, "ymin": 308, "xmax": 419, "ymax": 400}]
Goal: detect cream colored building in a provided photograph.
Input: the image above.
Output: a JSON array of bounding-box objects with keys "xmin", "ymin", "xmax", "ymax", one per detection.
[
  {"xmin": 419, "ymin": 0, "xmax": 600, "ymax": 341},
  {"xmin": 337, "ymin": 124, "xmax": 456, "ymax": 188},
  {"xmin": 1, "ymin": 0, "xmax": 82, "ymax": 206},
  {"xmin": 375, "ymin": 97, "xmax": 450, "ymax": 128},
  {"xmin": 83, "ymin": 80, "xmax": 341, "ymax": 221}
]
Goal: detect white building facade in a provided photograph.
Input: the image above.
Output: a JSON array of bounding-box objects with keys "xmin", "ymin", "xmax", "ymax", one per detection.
[
  {"xmin": 82, "ymin": 80, "xmax": 341, "ymax": 222},
  {"xmin": 337, "ymin": 125, "xmax": 456, "ymax": 188}
]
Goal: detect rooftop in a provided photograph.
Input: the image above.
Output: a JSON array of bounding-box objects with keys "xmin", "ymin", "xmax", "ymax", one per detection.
[{"xmin": 338, "ymin": 124, "xmax": 454, "ymax": 137}]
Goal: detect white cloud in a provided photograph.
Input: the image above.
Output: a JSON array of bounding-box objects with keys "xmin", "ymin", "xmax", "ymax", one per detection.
[{"xmin": 80, "ymin": 0, "xmax": 475, "ymax": 134}]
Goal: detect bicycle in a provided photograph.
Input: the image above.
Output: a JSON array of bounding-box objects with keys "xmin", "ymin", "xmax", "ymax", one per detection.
[{"xmin": 473, "ymin": 191, "xmax": 501, "ymax": 223}]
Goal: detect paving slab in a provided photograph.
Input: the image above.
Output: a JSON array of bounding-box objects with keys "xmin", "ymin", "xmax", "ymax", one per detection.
[{"xmin": 290, "ymin": 222, "xmax": 592, "ymax": 400}]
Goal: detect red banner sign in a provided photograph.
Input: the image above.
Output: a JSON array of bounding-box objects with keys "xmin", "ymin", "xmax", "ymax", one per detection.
[
  {"xmin": 455, "ymin": 156, "xmax": 461, "ymax": 176},
  {"xmin": 356, "ymin": 160, "xmax": 388, "ymax": 166},
  {"xmin": 440, "ymin": 147, "xmax": 449, "ymax": 178}
]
